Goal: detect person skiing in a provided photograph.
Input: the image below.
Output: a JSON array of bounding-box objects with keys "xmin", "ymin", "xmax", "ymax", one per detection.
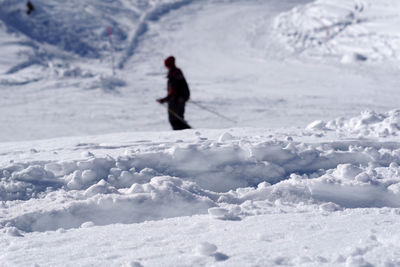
[
  {"xmin": 26, "ymin": 1, "xmax": 35, "ymax": 15},
  {"xmin": 157, "ymin": 56, "xmax": 191, "ymax": 130}
]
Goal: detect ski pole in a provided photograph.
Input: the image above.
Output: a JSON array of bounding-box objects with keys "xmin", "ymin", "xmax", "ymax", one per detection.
[
  {"xmin": 159, "ymin": 103, "xmax": 192, "ymax": 129},
  {"xmin": 189, "ymin": 100, "xmax": 237, "ymax": 124}
]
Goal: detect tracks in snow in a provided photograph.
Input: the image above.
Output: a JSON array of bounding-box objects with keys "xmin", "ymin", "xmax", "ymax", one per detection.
[{"xmin": 118, "ymin": 0, "xmax": 198, "ymax": 69}]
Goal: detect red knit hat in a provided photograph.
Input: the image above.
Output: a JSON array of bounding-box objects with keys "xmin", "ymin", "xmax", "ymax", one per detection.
[{"xmin": 164, "ymin": 56, "xmax": 175, "ymax": 68}]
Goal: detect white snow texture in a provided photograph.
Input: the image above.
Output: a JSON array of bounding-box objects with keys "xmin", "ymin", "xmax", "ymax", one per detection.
[{"xmin": 1, "ymin": 0, "xmax": 400, "ymax": 266}]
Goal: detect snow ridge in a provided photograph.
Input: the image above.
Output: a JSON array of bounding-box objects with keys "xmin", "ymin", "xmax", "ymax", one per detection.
[
  {"xmin": 2, "ymin": 110, "xmax": 400, "ymax": 233},
  {"xmin": 307, "ymin": 109, "xmax": 400, "ymax": 137},
  {"xmin": 1, "ymin": 177, "xmax": 214, "ymax": 232},
  {"xmin": 2, "ymin": 133, "xmax": 399, "ymax": 201}
]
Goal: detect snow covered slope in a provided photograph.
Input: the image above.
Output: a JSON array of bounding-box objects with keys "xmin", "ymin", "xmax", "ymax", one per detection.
[
  {"xmin": 274, "ymin": 0, "xmax": 400, "ymax": 63},
  {"xmin": 1, "ymin": 0, "xmax": 400, "ymax": 141},
  {"xmin": 1, "ymin": 0, "xmax": 400, "ymax": 266}
]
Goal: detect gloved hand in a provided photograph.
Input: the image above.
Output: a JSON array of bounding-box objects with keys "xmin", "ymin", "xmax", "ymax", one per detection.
[{"xmin": 157, "ymin": 98, "xmax": 167, "ymax": 104}]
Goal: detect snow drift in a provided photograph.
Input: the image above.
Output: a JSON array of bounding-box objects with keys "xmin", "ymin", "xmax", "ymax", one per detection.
[
  {"xmin": 1, "ymin": 110, "xmax": 400, "ymax": 233},
  {"xmin": 274, "ymin": 0, "xmax": 400, "ymax": 62},
  {"xmin": 307, "ymin": 109, "xmax": 400, "ymax": 137}
]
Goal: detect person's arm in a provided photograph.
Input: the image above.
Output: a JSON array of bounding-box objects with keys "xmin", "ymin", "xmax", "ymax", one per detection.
[{"xmin": 157, "ymin": 83, "xmax": 174, "ymax": 103}]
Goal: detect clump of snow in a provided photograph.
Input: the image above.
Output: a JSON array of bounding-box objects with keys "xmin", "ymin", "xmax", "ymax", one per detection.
[
  {"xmin": 306, "ymin": 120, "xmax": 328, "ymax": 131},
  {"xmin": 218, "ymin": 132, "xmax": 234, "ymax": 142},
  {"xmin": 333, "ymin": 164, "xmax": 363, "ymax": 180},
  {"xmin": 84, "ymin": 180, "xmax": 119, "ymax": 197},
  {"xmin": 196, "ymin": 242, "xmax": 218, "ymax": 256},
  {"xmin": 4, "ymin": 226, "xmax": 24, "ymax": 237},
  {"xmin": 195, "ymin": 242, "xmax": 229, "ymax": 262},
  {"xmin": 80, "ymin": 221, "xmax": 95, "ymax": 228},
  {"xmin": 319, "ymin": 202, "xmax": 341, "ymax": 212},
  {"xmin": 208, "ymin": 207, "xmax": 240, "ymax": 221}
]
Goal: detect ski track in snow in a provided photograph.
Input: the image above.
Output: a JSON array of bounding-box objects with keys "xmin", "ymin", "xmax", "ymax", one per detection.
[
  {"xmin": 274, "ymin": 0, "xmax": 400, "ymax": 62},
  {"xmin": 117, "ymin": 0, "xmax": 197, "ymax": 69}
]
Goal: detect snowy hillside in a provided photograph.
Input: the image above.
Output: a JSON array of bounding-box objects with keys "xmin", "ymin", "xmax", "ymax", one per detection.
[
  {"xmin": 274, "ymin": 0, "xmax": 400, "ymax": 63},
  {"xmin": 0, "ymin": 0, "xmax": 198, "ymax": 141},
  {"xmin": 1, "ymin": 0, "xmax": 400, "ymax": 266},
  {"xmin": 1, "ymin": 0, "xmax": 400, "ymax": 141}
]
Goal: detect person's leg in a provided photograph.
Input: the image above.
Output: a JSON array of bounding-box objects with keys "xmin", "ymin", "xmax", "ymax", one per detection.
[
  {"xmin": 168, "ymin": 102, "xmax": 181, "ymax": 130},
  {"xmin": 168, "ymin": 102, "xmax": 190, "ymax": 130},
  {"xmin": 168, "ymin": 112, "xmax": 180, "ymax": 130},
  {"xmin": 175, "ymin": 102, "xmax": 190, "ymax": 130}
]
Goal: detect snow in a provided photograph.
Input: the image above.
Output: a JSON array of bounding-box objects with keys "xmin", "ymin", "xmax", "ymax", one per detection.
[
  {"xmin": 1, "ymin": 0, "xmax": 400, "ymax": 266},
  {"xmin": 307, "ymin": 109, "xmax": 400, "ymax": 138},
  {"xmin": 274, "ymin": 0, "xmax": 400, "ymax": 63}
]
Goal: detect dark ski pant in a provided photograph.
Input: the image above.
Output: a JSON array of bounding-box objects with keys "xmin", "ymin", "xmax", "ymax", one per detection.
[{"xmin": 168, "ymin": 101, "xmax": 191, "ymax": 130}]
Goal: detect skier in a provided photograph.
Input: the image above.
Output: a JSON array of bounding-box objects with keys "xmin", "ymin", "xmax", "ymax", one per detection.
[
  {"xmin": 157, "ymin": 56, "xmax": 191, "ymax": 130},
  {"xmin": 26, "ymin": 1, "xmax": 35, "ymax": 15}
]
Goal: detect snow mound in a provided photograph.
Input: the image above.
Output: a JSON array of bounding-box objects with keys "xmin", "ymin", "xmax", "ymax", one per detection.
[
  {"xmin": 274, "ymin": 0, "xmax": 400, "ymax": 62},
  {"xmin": 2, "ymin": 126, "xmax": 400, "ymax": 232},
  {"xmin": 307, "ymin": 109, "xmax": 400, "ymax": 137},
  {"xmin": 196, "ymin": 242, "xmax": 218, "ymax": 256},
  {"xmin": 3, "ymin": 136, "xmax": 399, "ymax": 201},
  {"xmin": 1, "ymin": 176, "xmax": 214, "ymax": 232}
]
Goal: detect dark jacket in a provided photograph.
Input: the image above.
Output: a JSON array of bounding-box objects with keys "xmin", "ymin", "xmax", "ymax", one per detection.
[{"xmin": 160, "ymin": 67, "xmax": 190, "ymax": 103}]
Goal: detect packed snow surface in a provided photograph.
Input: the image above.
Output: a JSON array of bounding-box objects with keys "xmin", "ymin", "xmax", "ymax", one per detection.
[{"xmin": 1, "ymin": 0, "xmax": 400, "ymax": 266}]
